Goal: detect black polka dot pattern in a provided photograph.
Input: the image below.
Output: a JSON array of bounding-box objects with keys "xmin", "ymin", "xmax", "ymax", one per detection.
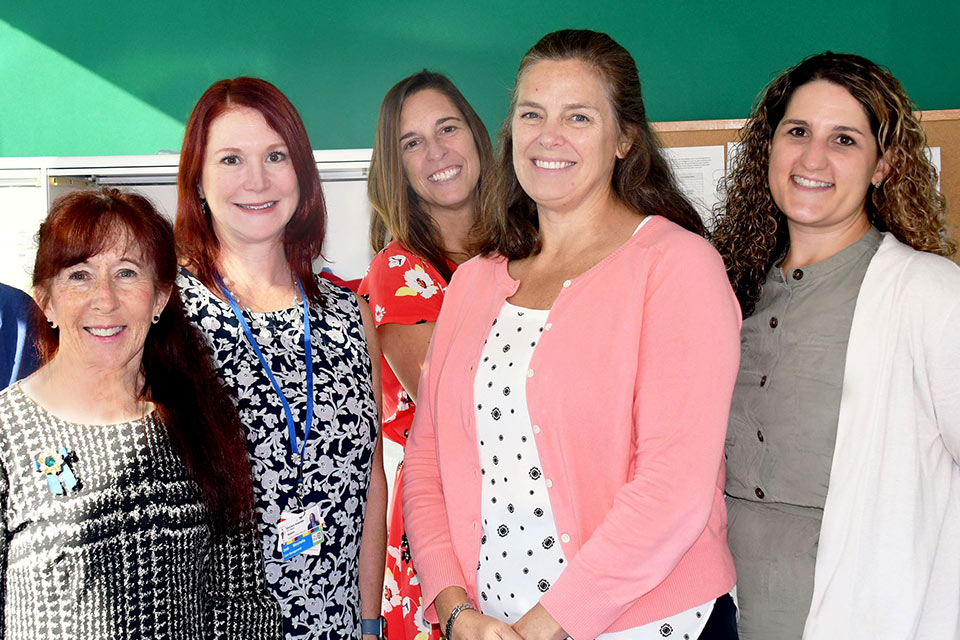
[
  {"xmin": 473, "ymin": 302, "xmax": 566, "ymax": 623},
  {"xmin": 471, "ymin": 299, "xmax": 716, "ymax": 637}
]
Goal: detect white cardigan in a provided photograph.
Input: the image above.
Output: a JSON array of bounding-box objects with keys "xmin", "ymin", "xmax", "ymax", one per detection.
[{"xmin": 804, "ymin": 234, "xmax": 960, "ymax": 639}]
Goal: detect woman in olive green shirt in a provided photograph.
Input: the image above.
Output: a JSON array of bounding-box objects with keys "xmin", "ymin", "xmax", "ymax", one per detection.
[{"xmin": 712, "ymin": 52, "xmax": 960, "ymax": 639}]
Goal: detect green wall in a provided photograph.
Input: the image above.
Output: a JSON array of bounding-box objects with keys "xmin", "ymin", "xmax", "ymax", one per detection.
[{"xmin": 2, "ymin": 1, "xmax": 958, "ymax": 157}]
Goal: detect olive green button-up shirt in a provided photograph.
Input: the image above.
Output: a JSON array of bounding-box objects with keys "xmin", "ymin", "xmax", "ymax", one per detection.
[{"xmin": 725, "ymin": 227, "xmax": 882, "ymax": 640}]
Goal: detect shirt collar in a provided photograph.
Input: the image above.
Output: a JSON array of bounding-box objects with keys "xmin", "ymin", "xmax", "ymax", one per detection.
[{"xmin": 771, "ymin": 226, "xmax": 882, "ymax": 285}]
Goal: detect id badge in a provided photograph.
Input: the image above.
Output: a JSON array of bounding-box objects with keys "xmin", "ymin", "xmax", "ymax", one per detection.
[{"xmin": 279, "ymin": 505, "xmax": 324, "ymax": 560}]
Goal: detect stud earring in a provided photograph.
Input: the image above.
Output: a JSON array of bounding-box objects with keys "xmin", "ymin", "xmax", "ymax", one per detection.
[
  {"xmin": 152, "ymin": 314, "xmax": 160, "ymax": 324},
  {"xmin": 49, "ymin": 320, "xmax": 57, "ymax": 329}
]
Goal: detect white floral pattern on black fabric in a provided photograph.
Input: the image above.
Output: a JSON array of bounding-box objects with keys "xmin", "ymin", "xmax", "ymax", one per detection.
[
  {"xmin": 179, "ymin": 269, "xmax": 378, "ymax": 640},
  {"xmin": 473, "ymin": 302, "xmax": 716, "ymax": 639}
]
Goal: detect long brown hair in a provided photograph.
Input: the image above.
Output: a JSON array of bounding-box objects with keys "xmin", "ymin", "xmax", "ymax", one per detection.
[
  {"xmin": 34, "ymin": 188, "xmax": 255, "ymax": 531},
  {"xmin": 478, "ymin": 29, "xmax": 704, "ymax": 259},
  {"xmin": 175, "ymin": 77, "xmax": 327, "ymax": 303},
  {"xmin": 712, "ymin": 52, "xmax": 954, "ymax": 317},
  {"xmin": 368, "ymin": 71, "xmax": 493, "ymax": 282}
]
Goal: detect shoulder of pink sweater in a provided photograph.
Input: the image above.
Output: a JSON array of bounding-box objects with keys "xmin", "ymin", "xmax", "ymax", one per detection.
[
  {"xmin": 630, "ymin": 217, "xmax": 741, "ymax": 321},
  {"xmin": 622, "ymin": 217, "xmax": 728, "ymax": 281},
  {"xmin": 445, "ymin": 252, "xmax": 506, "ymax": 291},
  {"xmin": 453, "ymin": 252, "xmax": 504, "ymax": 274},
  {"xmin": 639, "ymin": 216, "xmax": 720, "ymax": 257}
]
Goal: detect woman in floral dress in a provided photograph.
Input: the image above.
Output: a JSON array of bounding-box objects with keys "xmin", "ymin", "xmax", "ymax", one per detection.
[{"xmin": 359, "ymin": 71, "xmax": 492, "ymax": 640}]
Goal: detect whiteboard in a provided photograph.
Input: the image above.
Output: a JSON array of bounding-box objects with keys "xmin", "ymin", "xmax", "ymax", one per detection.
[
  {"xmin": 0, "ymin": 173, "xmax": 47, "ymax": 293},
  {"xmin": 0, "ymin": 150, "xmax": 375, "ymax": 294}
]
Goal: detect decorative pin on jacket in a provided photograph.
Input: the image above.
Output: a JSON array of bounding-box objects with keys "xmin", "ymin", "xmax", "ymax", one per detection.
[{"xmin": 35, "ymin": 447, "xmax": 79, "ymax": 495}]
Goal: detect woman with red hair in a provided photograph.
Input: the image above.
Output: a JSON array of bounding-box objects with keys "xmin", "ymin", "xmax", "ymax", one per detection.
[
  {"xmin": 0, "ymin": 188, "xmax": 279, "ymax": 638},
  {"xmin": 175, "ymin": 77, "xmax": 387, "ymax": 640}
]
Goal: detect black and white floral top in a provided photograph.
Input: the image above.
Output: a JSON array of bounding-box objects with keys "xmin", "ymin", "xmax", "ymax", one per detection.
[{"xmin": 178, "ymin": 269, "xmax": 379, "ymax": 640}]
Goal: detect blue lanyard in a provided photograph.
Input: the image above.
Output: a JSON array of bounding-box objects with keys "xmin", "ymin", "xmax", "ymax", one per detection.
[{"xmin": 215, "ymin": 273, "xmax": 314, "ymax": 472}]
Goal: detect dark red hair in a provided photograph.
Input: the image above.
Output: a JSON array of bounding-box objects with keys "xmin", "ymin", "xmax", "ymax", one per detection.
[
  {"xmin": 34, "ymin": 188, "xmax": 255, "ymax": 531},
  {"xmin": 175, "ymin": 77, "xmax": 327, "ymax": 302}
]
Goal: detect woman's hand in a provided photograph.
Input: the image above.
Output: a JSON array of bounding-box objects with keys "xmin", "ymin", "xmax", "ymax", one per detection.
[
  {"xmin": 452, "ymin": 609, "xmax": 524, "ymax": 640},
  {"xmin": 436, "ymin": 587, "xmax": 523, "ymax": 640},
  {"xmin": 512, "ymin": 604, "xmax": 567, "ymax": 640}
]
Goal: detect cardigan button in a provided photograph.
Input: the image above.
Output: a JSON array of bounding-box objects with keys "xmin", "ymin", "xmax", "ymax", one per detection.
[
  {"xmin": 792, "ymin": 268, "xmax": 804, "ymax": 281},
  {"xmin": 527, "ymin": 369, "xmax": 534, "ymax": 378},
  {"xmin": 532, "ymin": 425, "xmax": 541, "ymax": 434},
  {"xmin": 755, "ymin": 487, "xmax": 765, "ymax": 499},
  {"xmin": 562, "ymin": 279, "xmax": 571, "ymax": 288},
  {"xmin": 760, "ymin": 375, "xmax": 767, "ymax": 387},
  {"xmin": 545, "ymin": 479, "xmax": 553, "ymax": 488},
  {"xmin": 757, "ymin": 430, "xmax": 764, "ymax": 442},
  {"xmin": 560, "ymin": 534, "xmax": 570, "ymax": 543},
  {"xmin": 544, "ymin": 323, "xmax": 552, "ymax": 331},
  {"xmin": 769, "ymin": 316, "xmax": 778, "ymax": 329}
]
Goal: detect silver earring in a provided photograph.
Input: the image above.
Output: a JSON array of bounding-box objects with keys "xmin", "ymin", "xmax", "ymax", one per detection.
[
  {"xmin": 49, "ymin": 320, "xmax": 57, "ymax": 329},
  {"xmin": 152, "ymin": 314, "xmax": 160, "ymax": 324}
]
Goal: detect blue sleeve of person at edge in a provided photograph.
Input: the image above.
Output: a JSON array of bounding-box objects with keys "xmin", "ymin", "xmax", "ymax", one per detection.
[{"xmin": 0, "ymin": 283, "xmax": 41, "ymax": 387}]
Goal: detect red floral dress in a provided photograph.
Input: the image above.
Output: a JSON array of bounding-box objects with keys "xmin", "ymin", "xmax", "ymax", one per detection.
[{"xmin": 359, "ymin": 242, "xmax": 453, "ymax": 640}]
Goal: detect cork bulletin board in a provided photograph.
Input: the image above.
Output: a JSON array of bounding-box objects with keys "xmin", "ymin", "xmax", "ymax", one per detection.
[{"xmin": 653, "ymin": 109, "xmax": 960, "ymax": 263}]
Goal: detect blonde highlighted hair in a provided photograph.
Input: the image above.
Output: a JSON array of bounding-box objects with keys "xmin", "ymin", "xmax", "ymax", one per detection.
[{"xmin": 367, "ymin": 71, "xmax": 492, "ymax": 281}]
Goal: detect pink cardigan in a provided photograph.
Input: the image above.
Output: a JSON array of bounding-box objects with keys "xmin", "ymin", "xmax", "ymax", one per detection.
[{"xmin": 403, "ymin": 216, "xmax": 741, "ymax": 639}]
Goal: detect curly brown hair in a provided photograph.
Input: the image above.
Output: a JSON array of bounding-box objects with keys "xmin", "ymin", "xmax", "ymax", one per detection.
[
  {"xmin": 711, "ymin": 51, "xmax": 954, "ymax": 317},
  {"xmin": 478, "ymin": 29, "xmax": 703, "ymax": 258}
]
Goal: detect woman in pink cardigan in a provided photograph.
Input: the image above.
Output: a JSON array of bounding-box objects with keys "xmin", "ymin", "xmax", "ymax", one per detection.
[{"xmin": 403, "ymin": 30, "xmax": 742, "ymax": 640}]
